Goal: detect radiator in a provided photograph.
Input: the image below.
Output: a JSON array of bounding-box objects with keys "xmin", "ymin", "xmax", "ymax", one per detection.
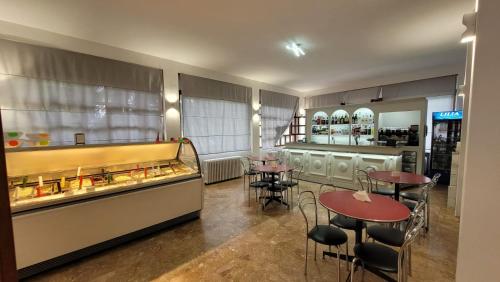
[{"xmin": 202, "ymin": 157, "xmax": 242, "ymax": 184}]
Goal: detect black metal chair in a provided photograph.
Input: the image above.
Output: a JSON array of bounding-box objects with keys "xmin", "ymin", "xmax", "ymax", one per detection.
[
  {"xmin": 400, "ymin": 173, "xmax": 441, "ymax": 202},
  {"xmin": 324, "ymin": 170, "xmax": 370, "ymax": 232},
  {"xmin": 299, "ymin": 191, "xmax": 348, "ymax": 281},
  {"xmin": 365, "ymin": 167, "xmax": 395, "ymax": 197},
  {"xmin": 401, "ymin": 178, "xmax": 437, "ymax": 232},
  {"xmin": 350, "ymin": 202, "xmax": 426, "ymax": 282},
  {"xmin": 277, "ymin": 164, "xmax": 303, "ymax": 203},
  {"xmin": 365, "ymin": 200, "xmax": 426, "ymax": 276},
  {"xmin": 241, "ymin": 157, "xmax": 268, "ymax": 206}
]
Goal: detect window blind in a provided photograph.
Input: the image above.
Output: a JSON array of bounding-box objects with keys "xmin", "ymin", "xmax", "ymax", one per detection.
[
  {"xmin": 0, "ymin": 39, "xmax": 164, "ymax": 145},
  {"xmin": 179, "ymin": 74, "xmax": 251, "ymax": 156}
]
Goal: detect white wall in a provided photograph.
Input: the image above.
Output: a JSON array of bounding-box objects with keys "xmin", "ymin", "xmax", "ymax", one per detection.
[
  {"xmin": 378, "ymin": 111, "xmax": 420, "ymax": 128},
  {"xmin": 456, "ymin": 0, "xmax": 500, "ymax": 281},
  {"xmin": 0, "ymin": 20, "xmax": 300, "ymax": 154}
]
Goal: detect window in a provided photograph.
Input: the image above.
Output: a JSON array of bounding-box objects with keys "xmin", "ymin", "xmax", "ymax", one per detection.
[
  {"xmin": 275, "ymin": 113, "xmax": 306, "ymax": 146},
  {"xmin": 259, "ymin": 111, "xmax": 306, "ymax": 147},
  {"xmin": 182, "ymin": 96, "xmax": 250, "ymax": 156}
]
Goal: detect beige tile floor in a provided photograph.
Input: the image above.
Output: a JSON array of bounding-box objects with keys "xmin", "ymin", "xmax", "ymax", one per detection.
[{"xmin": 27, "ymin": 178, "xmax": 459, "ymax": 282}]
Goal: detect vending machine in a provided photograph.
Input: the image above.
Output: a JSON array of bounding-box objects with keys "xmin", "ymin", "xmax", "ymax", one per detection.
[{"xmin": 430, "ymin": 111, "xmax": 462, "ymax": 185}]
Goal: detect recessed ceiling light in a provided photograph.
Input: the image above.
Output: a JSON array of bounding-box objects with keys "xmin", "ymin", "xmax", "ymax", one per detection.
[{"xmin": 286, "ymin": 42, "xmax": 306, "ymax": 57}]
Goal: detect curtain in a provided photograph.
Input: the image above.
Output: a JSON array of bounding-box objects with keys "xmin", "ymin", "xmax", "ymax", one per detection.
[
  {"xmin": 260, "ymin": 90, "xmax": 299, "ymax": 149},
  {"xmin": 179, "ymin": 74, "xmax": 252, "ymax": 156},
  {"xmin": 182, "ymin": 96, "xmax": 250, "ymax": 156},
  {"xmin": 305, "ymin": 75, "xmax": 457, "ymax": 109}
]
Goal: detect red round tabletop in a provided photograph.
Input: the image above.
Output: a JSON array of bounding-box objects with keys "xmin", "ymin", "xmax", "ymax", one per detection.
[
  {"xmin": 319, "ymin": 191, "xmax": 410, "ymax": 223},
  {"xmin": 368, "ymin": 171, "xmax": 431, "ymax": 185},
  {"xmin": 254, "ymin": 164, "xmax": 294, "ymax": 174},
  {"xmin": 248, "ymin": 155, "xmax": 278, "ymax": 162}
]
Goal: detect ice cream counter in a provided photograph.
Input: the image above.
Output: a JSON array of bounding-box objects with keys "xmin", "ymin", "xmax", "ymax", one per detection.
[
  {"xmin": 282, "ymin": 143, "xmax": 421, "ymax": 189},
  {"xmin": 5, "ymin": 141, "xmax": 204, "ymax": 278}
]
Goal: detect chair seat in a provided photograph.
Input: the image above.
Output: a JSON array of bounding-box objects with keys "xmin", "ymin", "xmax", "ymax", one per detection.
[
  {"xmin": 261, "ymin": 176, "xmax": 280, "ymax": 183},
  {"xmin": 366, "ymin": 225, "xmax": 404, "ymax": 247},
  {"xmin": 249, "ymin": 181, "xmax": 269, "ymax": 188},
  {"xmin": 372, "ymin": 187, "xmax": 395, "ymax": 196},
  {"xmin": 308, "ymin": 225, "xmax": 348, "ymax": 246},
  {"xmin": 354, "ymin": 243, "xmax": 399, "ymax": 273},
  {"xmin": 278, "ymin": 180, "xmax": 299, "ymax": 187},
  {"xmin": 245, "ymin": 171, "xmax": 258, "ymax": 176},
  {"xmin": 400, "ymin": 191, "xmax": 421, "ymax": 201},
  {"xmin": 403, "ymin": 200, "xmax": 417, "ymax": 211},
  {"xmin": 267, "ymin": 184, "xmax": 288, "ymax": 192},
  {"xmin": 330, "ymin": 215, "xmax": 365, "ymax": 230}
]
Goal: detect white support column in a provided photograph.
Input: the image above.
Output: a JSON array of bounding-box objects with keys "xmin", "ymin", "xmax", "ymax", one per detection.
[{"xmin": 456, "ymin": 0, "xmax": 500, "ymax": 280}]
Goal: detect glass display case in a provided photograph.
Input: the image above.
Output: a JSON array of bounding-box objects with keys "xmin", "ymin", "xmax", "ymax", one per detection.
[
  {"xmin": 351, "ymin": 107, "xmax": 375, "ymax": 146},
  {"xmin": 311, "ymin": 111, "xmax": 329, "ymax": 144},
  {"xmin": 6, "ymin": 141, "xmax": 201, "ymax": 213},
  {"xmin": 330, "ymin": 110, "xmax": 350, "ymax": 145}
]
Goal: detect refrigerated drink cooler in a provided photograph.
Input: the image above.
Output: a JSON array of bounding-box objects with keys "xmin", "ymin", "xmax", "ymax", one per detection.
[{"xmin": 430, "ymin": 111, "xmax": 462, "ymax": 185}]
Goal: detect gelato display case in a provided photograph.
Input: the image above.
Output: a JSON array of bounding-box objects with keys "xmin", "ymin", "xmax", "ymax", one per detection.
[{"xmin": 7, "ymin": 141, "xmax": 204, "ymax": 277}]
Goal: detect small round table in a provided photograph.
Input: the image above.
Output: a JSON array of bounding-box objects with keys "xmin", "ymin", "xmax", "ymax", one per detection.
[
  {"xmin": 254, "ymin": 164, "xmax": 294, "ymax": 208},
  {"xmin": 319, "ymin": 191, "xmax": 410, "ymax": 244},
  {"xmin": 368, "ymin": 171, "xmax": 431, "ymax": 201}
]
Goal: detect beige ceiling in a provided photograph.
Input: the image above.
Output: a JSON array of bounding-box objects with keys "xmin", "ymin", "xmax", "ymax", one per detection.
[{"xmin": 0, "ymin": 0, "xmax": 474, "ymax": 93}]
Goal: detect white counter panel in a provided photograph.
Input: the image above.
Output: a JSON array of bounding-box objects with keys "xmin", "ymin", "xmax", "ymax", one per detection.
[{"xmin": 282, "ymin": 149, "xmax": 401, "ymax": 189}]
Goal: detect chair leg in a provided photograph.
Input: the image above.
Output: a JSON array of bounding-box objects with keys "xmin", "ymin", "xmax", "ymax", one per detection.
[
  {"xmin": 337, "ymin": 247, "xmax": 341, "ymax": 282},
  {"xmin": 346, "ymin": 238, "xmax": 350, "ymax": 271},
  {"xmin": 350, "ymin": 257, "xmax": 358, "ymax": 282},
  {"xmin": 305, "ymin": 238, "xmax": 309, "ymax": 275},
  {"xmin": 314, "ymin": 242, "xmax": 317, "ymax": 261}
]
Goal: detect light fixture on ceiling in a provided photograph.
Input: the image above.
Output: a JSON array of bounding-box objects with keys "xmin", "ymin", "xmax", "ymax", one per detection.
[
  {"xmin": 460, "ymin": 12, "xmax": 477, "ymax": 44},
  {"xmin": 286, "ymin": 42, "xmax": 306, "ymax": 57}
]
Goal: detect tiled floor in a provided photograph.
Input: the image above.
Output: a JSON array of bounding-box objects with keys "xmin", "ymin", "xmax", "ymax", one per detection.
[{"xmin": 28, "ymin": 179, "xmax": 459, "ymax": 281}]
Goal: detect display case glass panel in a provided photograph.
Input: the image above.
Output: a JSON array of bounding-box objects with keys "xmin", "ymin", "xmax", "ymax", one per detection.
[
  {"xmin": 311, "ymin": 111, "xmax": 329, "ymax": 144},
  {"xmin": 6, "ymin": 141, "xmax": 201, "ymax": 213},
  {"xmin": 330, "ymin": 110, "xmax": 350, "ymax": 145},
  {"xmin": 351, "ymin": 108, "xmax": 375, "ymax": 146}
]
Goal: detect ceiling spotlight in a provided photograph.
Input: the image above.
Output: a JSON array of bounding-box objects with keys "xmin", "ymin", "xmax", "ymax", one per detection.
[
  {"xmin": 460, "ymin": 12, "xmax": 477, "ymax": 43},
  {"xmin": 286, "ymin": 42, "xmax": 306, "ymax": 57}
]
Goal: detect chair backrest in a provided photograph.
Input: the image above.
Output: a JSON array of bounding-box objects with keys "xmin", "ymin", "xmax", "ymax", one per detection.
[
  {"xmin": 286, "ymin": 164, "xmax": 304, "ymax": 181},
  {"xmin": 431, "ymin": 172, "xmax": 441, "ymax": 185},
  {"xmin": 355, "ymin": 169, "xmax": 373, "ymax": 192},
  {"xmin": 404, "ymin": 200, "xmax": 426, "ymax": 234},
  {"xmin": 298, "ymin": 191, "xmax": 318, "ymax": 232},
  {"xmin": 240, "ymin": 157, "xmax": 255, "ymax": 174},
  {"xmin": 319, "ymin": 183, "xmax": 336, "ymax": 194}
]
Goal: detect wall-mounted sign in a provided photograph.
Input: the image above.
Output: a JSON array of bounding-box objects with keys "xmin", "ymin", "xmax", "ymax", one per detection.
[{"xmin": 432, "ymin": 111, "xmax": 463, "ymax": 120}]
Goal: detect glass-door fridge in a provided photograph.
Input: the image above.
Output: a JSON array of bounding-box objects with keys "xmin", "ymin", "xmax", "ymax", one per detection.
[{"xmin": 430, "ymin": 111, "xmax": 462, "ymax": 184}]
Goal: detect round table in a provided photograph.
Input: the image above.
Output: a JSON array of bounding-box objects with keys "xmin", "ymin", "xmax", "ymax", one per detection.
[
  {"xmin": 368, "ymin": 171, "xmax": 431, "ymax": 201},
  {"xmin": 319, "ymin": 191, "xmax": 410, "ymax": 244},
  {"xmin": 254, "ymin": 164, "xmax": 294, "ymax": 208}
]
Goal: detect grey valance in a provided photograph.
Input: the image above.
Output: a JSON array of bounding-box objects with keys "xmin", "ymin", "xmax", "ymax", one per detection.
[
  {"xmin": 260, "ymin": 90, "xmax": 299, "ymax": 110},
  {"xmin": 179, "ymin": 73, "xmax": 251, "ymax": 104},
  {"xmin": 0, "ymin": 39, "xmax": 163, "ymax": 93},
  {"xmin": 305, "ymin": 75, "xmax": 457, "ymax": 109}
]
